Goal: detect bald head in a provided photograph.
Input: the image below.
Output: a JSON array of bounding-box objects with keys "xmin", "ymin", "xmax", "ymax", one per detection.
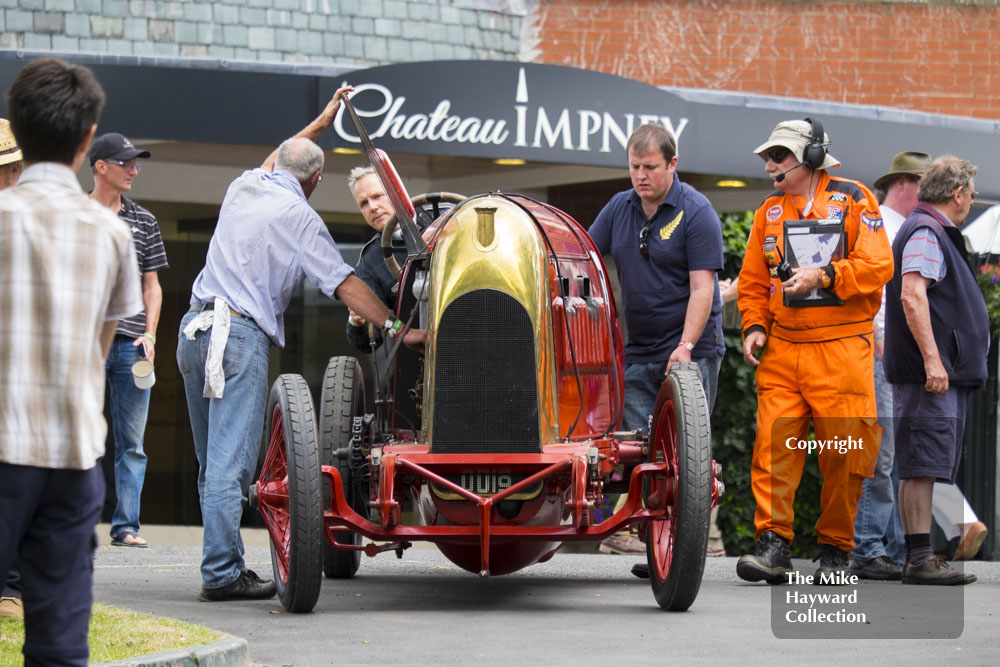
[{"xmin": 275, "ymin": 137, "xmax": 324, "ymax": 182}]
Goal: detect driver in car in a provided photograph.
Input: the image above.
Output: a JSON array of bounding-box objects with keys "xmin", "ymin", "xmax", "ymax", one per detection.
[{"xmin": 345, "ymin": 165, "xmax": 402, "ymax": 352}]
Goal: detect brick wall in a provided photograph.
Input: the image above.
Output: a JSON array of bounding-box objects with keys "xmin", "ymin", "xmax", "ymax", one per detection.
[
  {"xmin": 527, "ymin": 0, "xmax": 1000, "ymax": 119},
  {"xmin": 4, "ymin": 0, "xmax": 995, "ymax": 119},
  {"xmin": 0, "ymin": 0, "xmax": 527, "ymax": 65}
]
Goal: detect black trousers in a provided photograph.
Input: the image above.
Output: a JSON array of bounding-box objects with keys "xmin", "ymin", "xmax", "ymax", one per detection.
[
  {"xmin": 0, "ymin": 462, "xmax": 104, "ymax": 667},
  {"xmin": 3, "ymin": 563, "xmax": 20, "ymax": 597}
]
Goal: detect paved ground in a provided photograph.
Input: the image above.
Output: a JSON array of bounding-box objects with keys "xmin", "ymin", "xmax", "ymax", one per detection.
[{"xmin": 92, "ymin": 525, "xmax": 999, "ymax": 666}]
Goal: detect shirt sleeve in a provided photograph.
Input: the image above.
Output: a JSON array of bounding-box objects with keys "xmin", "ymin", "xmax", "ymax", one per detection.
[
  {"xmin": 346, "ymin": 317, "xmax": 381, "ymax": 352},
  {"xmin": 139, "ymin": 211, "xmax": 169, "ymax": 273},
  {"xmin": 355, "ymin": 241, "xmax": 396, "ymax": 308},
  {"xmin": 737, "ymin": 205, "xmax": 774, "ymax": 336},
  {"xmin": 874, "ymin": 296, "xmax": 887, "ymax": 343},
  {"xmin": 299, "ymin": 215, "xmax": 355, "ymax": 298},
  {"xmin": 346, "ymin": 242, "xmax": 388, "ymax": 352},
  {"xmin": 683, "ymin": 201, "xmax": 724, "ymax": 272},
  {"xmin": 831, "ymin": 186, "xmax": 894, "ymax": 300},
  {"xmin": 106, "ymin": 233, "xmax": 144, "ymax": 322},
  {"xmin": 588, "ymin": 202, "xmax": 613, "ymax": 254},
  {"xmin": 901, "ymin": 230, "xmax": 947, "ymax": 282}
]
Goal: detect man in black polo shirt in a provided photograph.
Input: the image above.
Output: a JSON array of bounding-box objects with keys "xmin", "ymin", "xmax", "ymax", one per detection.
[
  {"xmin": 884, "ymin": 156, "xmax": 985, "ymax": 585},
  {"xmin": 89, "ymin": 133, "xmax": 169, "ymax": 549}
]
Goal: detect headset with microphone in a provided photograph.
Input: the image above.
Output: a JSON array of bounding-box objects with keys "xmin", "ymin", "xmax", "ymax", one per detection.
[
  {"xmin": 774, "ymin": 117, "xmax": 827, "ymax": 183},
  {"xmin": 774, "ymin": 163, "xmax": 803, "ymax": 184}
]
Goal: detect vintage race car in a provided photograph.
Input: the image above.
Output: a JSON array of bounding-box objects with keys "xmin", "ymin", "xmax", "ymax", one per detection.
[{"xmin": 251, "ymin": 114, "xmax": 722, "ymax": 614}]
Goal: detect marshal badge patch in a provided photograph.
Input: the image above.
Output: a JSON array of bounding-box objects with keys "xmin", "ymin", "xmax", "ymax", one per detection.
[
  {"xmin": 861, "ymin": 212, "xmax": 883, "ymax": 231},
  {"xmin": 766, "ymin": 205, "xmax": 783, "ymax": 222}
]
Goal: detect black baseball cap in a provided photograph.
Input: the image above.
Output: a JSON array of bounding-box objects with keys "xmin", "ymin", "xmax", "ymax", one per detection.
[{"xmin": 89, "ymin": 133, "xmax": 151, "ymax": 166}]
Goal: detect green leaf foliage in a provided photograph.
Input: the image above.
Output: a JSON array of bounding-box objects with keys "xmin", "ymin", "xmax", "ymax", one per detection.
[
  {"xmin": 713, "ymin": 211, "xmax": 824, "ymax": 558},
  {"xmin": 975, "ymin": 261, "xmax": 1000, "ymax": 337}
]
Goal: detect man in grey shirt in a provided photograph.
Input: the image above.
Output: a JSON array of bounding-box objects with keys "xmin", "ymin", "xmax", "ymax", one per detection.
[{"xmin": 178, "ymin": 87, "xmax": 422, "ymax": 602}]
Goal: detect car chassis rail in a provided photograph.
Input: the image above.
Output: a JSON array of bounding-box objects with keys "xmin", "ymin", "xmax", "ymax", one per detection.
[{"xmin": 268, "ymin": 444, "xmax": 673, "ymax": 577}]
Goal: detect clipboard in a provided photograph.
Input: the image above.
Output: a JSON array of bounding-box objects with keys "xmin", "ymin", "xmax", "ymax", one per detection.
[{"xmin": 782, "ymin": 219, "xmax": 845, "ymax": 308}]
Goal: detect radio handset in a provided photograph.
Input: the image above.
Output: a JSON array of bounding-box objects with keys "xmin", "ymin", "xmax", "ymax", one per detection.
[{"xmin": 775, "ymin": 246, "xmax": 794, "ymax": 283}]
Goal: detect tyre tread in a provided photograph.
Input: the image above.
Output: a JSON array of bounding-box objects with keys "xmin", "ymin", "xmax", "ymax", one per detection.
[
  {"xmin": 319, "ymin": 357, "xmax": 365, "ymax": 579},
  {"xmin": 648, "ymin": 361, "xmax": 712, "ymax": 611},
  {"xmin": 268, "ymin": 374, "xmax": 323, "ymax": 613}
]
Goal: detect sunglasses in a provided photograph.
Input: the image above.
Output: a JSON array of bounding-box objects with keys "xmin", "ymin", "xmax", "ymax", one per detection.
[
  {"xmin": 639, "ymin": 223, "xmax": 650, "ymax": 259},
  {"xmin": 763, "ymin": 147, "xmax": 792, "ymax": 164},
  {"xmin": 103, "ymin": 158, "xmax": 141, "ymax": 172}
]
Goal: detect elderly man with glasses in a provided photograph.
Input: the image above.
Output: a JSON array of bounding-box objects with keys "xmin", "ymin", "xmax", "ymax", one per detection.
[
  {"xmin": 883, "ymin": 156, "xmax": 985, "ymax": 585},
  {"xmin": 89, "ymin": 132, "xmax": 168, "ymax": 549},
  {"xmin": 586, "ymin": 123, "xmax": 725, "ymax": 567},
  {"xmin": 736, "ymin": 118, "xmax": 893, "ymax": 585}
]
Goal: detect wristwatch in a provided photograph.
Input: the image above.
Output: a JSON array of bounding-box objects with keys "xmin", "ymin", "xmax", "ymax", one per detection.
[
  {"xmin": 820, "ymin": 264, "xmax": 835, "ymax": 290},
  {"xmin": 678, "ymin": 340, "xmax": 694, "ymax": 352},
  {"xmin": 383, "ymin": 318, "xmax": 404, "ymax": 338}
]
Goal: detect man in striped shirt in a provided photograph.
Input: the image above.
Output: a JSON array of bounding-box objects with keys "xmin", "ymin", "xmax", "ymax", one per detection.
[
  {"xmin": 90, "ymin": 132, "xmax": 169, "ymax": 549},
  {"xmin": 0, "ymin": 57, "xmax": 142, "ymax": 666}
]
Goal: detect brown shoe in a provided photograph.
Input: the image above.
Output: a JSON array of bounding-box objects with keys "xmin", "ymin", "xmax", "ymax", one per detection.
[
  {"xmin": 599, "ymin": 532, "xmax": 645, "ymax": 555},
  {"xmin": 0, "ymin": 596, "xmax": 23, "ymax": 618},
  {"xmin": 952, "ymin": 521, "xmax": 987, "ymax": 560},
  {"xmin": 902, "ymin": 555, "xmax": 976, "ymax": 585}
]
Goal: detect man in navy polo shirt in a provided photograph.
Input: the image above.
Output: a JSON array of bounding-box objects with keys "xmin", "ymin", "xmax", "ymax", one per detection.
[{"xmin": 588, "ymin": 123, "xmax": 725, "ymax": 568}]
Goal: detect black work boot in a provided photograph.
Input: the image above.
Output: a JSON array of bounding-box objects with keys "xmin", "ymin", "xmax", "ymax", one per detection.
[
  {"xmin": 813, "ymin": 544, "xmax": 851, "ymax": 585},
  {"xmin": 199, "ymin": 569, "xmax": 276, "ymax": 602},
  {"xmin": 848, "ymin": 555, "xmax": 902, "ymax": 581},
  {"xmin": 736, "ymin": 531, "xmax": 793, "ymax": 584}
]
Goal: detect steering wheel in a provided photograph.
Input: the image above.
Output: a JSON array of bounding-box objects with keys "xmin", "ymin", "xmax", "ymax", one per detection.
[{"xmin": 381, "ymin": 192, "xmax": 466, "ymax": 279}]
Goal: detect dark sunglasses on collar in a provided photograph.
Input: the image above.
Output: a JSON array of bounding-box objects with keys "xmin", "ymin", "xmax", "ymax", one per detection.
[{"xmin": 639, "ymin": 223, "xmax": 650, "ymax": 259}]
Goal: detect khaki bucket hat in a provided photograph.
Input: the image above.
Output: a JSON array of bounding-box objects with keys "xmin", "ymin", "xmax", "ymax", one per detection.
[
  {"xmin": 753, "ymin": 119, "xmax": 841, "ymax": 170},
  {"xmin": 873, "ymin": 151, "xmax": 932, "ymax": 191}
]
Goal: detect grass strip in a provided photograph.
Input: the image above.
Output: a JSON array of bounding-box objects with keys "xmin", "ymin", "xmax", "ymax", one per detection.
[{"xmin": 0, "ymin": 602, "xmax": 221, "ymax": 664}]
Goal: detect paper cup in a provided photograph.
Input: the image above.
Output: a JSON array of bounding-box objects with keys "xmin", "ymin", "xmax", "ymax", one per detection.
[{"xmin": 132, "ymin": 360, "xmax": 156, "ymax": 389}]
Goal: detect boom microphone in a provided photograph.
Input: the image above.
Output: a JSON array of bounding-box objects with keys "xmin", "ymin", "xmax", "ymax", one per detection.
[{"xmin": 775, "ymin": 162, "xmax": 805, "ymax": 183}]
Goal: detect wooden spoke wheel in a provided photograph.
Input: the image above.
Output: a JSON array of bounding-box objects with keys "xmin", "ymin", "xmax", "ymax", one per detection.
[
  {"xmin": 257, "ymin": 374, "xmax": 323, "ymax": 613},
  {"xmin": 645, "ymin": 361, "xmax": 712, "ymax": 611}
]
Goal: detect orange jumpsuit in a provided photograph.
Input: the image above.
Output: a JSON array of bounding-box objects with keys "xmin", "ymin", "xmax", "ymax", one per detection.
[{"xmin": 737, "ymin": 171, "xmax": 893, "ymax": 551}]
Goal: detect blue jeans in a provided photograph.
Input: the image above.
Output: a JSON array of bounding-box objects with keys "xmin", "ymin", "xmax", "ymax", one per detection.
[
  {"xmin": 622, "ymin": 354, "xmax": 723, "ymax": 433},
  {"xmin": 852, "ymin": 357, "xmax": 904, "ymax": 563},
  {"xmin": 105, "ymin": 335, "xmax": 151, "ymax": 539},
  {"xmin": 177, "ymin": 310, "xmax": 271, "ymax": 589}
]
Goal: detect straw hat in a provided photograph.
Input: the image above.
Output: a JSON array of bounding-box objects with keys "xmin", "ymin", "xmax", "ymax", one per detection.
[{"xmin": 0, "ymin": 119, "xmax": 22, "ymax": 167}]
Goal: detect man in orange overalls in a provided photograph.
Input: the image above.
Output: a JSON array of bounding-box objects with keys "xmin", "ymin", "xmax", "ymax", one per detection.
[{"xmin": 736, "ymin": 119, "xmax": 893, "ymax": 584}]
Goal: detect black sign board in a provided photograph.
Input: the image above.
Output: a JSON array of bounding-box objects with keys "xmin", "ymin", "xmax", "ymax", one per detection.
[{"xmin": 323, "ymin": 60, "xmax": 693, "ymax": 168}]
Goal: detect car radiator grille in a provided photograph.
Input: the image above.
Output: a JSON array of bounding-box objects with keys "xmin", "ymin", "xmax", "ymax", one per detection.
[{"xmin": 432, "ymin": 288, "xmax": 540, "ymax": 454}]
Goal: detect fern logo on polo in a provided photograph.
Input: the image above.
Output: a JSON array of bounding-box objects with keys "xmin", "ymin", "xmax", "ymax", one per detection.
[{"xmin": 660, "ymin": 210, "xmax": 684, "ymax": 240}]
